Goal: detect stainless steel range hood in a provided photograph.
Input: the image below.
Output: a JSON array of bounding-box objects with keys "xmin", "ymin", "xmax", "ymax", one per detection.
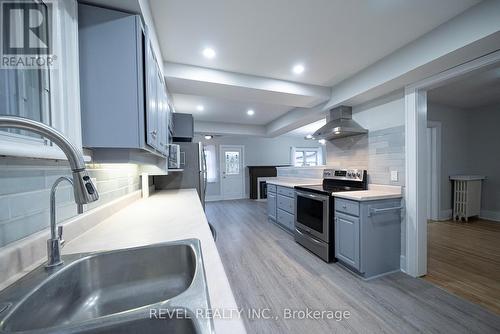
[{"xmin": 312, "ymin": 106, "xmax": 368, "ymax": 140}]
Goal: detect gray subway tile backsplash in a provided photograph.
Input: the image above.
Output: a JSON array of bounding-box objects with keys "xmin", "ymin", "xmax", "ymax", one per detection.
[
  {"xmin": 0, "ymin": 160, "xmax": 140, "ymax": 248},
  {"xmin": 326, "ymin": 125, "xmax": 405, "ymax": 186}
]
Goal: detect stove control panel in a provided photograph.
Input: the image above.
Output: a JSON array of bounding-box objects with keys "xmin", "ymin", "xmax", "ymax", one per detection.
[{"xmin": 323, "ymin": 168, "xmax": 365, "ymax": 181}]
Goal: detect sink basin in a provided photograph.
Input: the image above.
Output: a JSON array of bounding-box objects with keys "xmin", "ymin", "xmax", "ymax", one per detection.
[
  {"xmin": 0, "ymin": 239, "xmax": 213, "ymax": 334},
  {"xmin": 76, "ymin": 317, "xmax": 198, "ymax": 334}
]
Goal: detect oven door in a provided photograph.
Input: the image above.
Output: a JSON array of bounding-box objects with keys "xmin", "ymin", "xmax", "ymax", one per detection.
[{"xmin": 295, "ymin": 191, "xmax": 330, "ymax": 242}]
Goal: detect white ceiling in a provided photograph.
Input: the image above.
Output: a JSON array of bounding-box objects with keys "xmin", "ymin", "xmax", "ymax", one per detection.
[
  {"xmin": 148, "ymin": 0, "xmax": 481, "ymax": 132},
  {"xmin": 150, "ymin": 0, "xmax": 479, "ymax": 86},
  {"xmin": 428, "ymin": 63, "xmax": 500, "ymax": 109},
  {"xmin": 286, "ymin": 119, "xmax": 326, "ymax": 137},
  {"xmin": 172, "ymin": 94, "xmax": 292, "ymax": 125}
]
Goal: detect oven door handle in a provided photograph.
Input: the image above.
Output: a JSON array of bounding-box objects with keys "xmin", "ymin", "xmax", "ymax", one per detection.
[
  {"xmin": 295, "ymin": 228, "xmax": 324, "ymax": 245},
  {"xmin": 296, "ymin": 191, "xmax": 328, "ymax": 201}
]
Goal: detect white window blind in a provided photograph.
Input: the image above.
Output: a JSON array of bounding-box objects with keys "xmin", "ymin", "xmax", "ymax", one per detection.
[{"xmin": 291, "ymin": 147, "xmax": 324, "ymax": 167}]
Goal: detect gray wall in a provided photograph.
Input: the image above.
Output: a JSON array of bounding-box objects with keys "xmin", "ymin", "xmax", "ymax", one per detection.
[
  {"xmin": 427, "ymin": 103, "xmax": 500, "ymax": 220},
  {"xmin": 0, "ymin": 158, "xmax": 141, "ymax": 248},
  {"xmin": 193, "ymin": 134, "xmax": 325, "ymax": 199}
]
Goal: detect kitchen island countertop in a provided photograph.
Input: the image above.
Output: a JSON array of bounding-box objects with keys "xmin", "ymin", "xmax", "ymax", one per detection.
[{"xmin": 64, "ymin": 189, "xmax": 246, "ymax": 334}]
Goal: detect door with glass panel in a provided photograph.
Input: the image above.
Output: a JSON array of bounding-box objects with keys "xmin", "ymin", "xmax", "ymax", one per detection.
[{"xmin": 220, "ymin": 145, "xmax": 244, "ymax": 200}]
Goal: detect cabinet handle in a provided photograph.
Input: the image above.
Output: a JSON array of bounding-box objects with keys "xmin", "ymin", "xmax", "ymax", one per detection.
[{"xmin": 369, "ymin": 206, "xmax": 404, "ymax": 216}]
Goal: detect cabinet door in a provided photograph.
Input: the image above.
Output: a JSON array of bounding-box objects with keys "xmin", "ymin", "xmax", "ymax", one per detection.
[
  {"xmin": 267, "ymin": 192, "xmax": 277, "ymax": 221},
  {"xmin": 335, "ymin": 212, "xmax": 360, "ymax": 270},
  {"xmin": 146, "ymin": 43, "xmax": 159, "ymax": 149},
  {"xmin": 156, "ymin": 73, "xmax": 167, "ymax": 154}
]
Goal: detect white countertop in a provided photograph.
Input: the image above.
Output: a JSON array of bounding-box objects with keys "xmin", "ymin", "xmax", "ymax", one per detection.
[
  {"xmin": 266, "ymin": 177, "xmax": 321, "ymax": 188},
  {"xmin": 64, "ymin": 189, "xmax": 246, "ymax": 334},
  {"xmin": 333, "ymin": 184, "xmax": 403, "ymax": 201}
]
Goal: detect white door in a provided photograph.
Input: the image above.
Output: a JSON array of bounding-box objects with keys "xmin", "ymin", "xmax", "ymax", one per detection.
[{"xmin": 220, "ymin": 145, "xmax": 244, "ymax": 200}]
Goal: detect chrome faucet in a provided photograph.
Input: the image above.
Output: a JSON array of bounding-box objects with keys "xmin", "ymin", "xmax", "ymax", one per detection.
[{"xmin": 0, "ymin": 116, "xmax": 99, "ymax": 267}]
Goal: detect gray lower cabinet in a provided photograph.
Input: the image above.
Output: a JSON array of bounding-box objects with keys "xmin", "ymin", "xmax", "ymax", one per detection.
[
  {"xmin": 275, "ymin": 186, "xmax": 295, "ymax": 232},
  {"xmin": 335, "ymin": 212, "xmax": 360, "ymax": 270},
  {"xmin": 334, "ymin": 197, "xmax": 402, "ymax": 279},
  {"xmin": 266, "ymin": 184, "xmax": 296, "ymax": 233},
  {"xmin": 267, "ymin": 190, "xmax": 277, "ymax": 222}
]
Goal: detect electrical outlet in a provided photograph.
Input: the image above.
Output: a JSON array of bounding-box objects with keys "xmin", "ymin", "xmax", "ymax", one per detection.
[{"xmin": 390, "ymin": 170, "xmax": 398, "ymax": 182}]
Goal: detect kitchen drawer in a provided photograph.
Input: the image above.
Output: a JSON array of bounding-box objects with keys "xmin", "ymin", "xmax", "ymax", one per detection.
[
  {"xmin": 277, "ymin": 194, "xmax": 294, "ymax": 214},
  {"xmin": 335, "ymin": 198, "xmax": 359, "ymax": 217},
  {"xmin": 267, "ymin": 183, "xmax": 277, "ymax": 193},
  {"xmin": 277, "ymin": 186, "xmax": 294, "ymax": 198},
  {"xmin": 277, "ymin": 209, "xmax": 294, "ymax": 231}
]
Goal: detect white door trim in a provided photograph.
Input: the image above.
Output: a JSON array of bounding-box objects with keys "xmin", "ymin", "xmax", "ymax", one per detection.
[
  {"xmin": 427, "ymin": 121, "xmax": 442, "ymax": 221},
  {"xmin": 219, "ymin": 144, "xmax": 245, "ymax": 200},
  {"xmin": 404, "ymin": 50, "xmax": 500, "ymax": 277}
]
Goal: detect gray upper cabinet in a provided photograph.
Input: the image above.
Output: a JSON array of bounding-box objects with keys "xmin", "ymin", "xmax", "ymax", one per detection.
[
  {"xmin": 172, "ymin": 113, "xmax": 194, "ymax": 142},
  {"xmin": 78, "ymin": 4, "xmax": 170, "ymax": 158}
]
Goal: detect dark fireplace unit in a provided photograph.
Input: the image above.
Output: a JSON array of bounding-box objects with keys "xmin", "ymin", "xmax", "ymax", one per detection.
[{"xmin": 247, "ymin": 165, "xmax": 290, "ymax": 199}]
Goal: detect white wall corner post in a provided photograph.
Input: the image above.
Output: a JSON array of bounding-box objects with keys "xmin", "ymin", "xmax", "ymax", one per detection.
[
  {"xmin": 405, "ymin": 88, "xmax": 428, "ymax": 277},
  {"xmin": 141, "ymin": 172, "xmax": 150, "ymax": 198}
]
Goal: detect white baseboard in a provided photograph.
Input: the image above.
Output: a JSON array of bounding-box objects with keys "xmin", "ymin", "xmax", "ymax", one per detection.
[
  {"xmin": 206, "ymin": 195, "xmax": 222, "ymax": 202},
  {"xmin": 480, "ymin": 210, "xmax": 500, "ymax": 222},
  {"xmin": 400, "ymin": 255, "xmax": 407, "ymax": 273},
  {"xmin": 437, "ymin": 209, "xmax": 452, "ymax": 221}
]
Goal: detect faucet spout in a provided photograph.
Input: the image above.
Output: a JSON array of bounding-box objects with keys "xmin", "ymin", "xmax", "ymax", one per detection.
[
  {"xmin": 0, "ymin": 116, "xmax": 99, "ymax": 205},
  {"xmin": 0, "ymin": 116, "xmax": 99, "ymax": 269}
]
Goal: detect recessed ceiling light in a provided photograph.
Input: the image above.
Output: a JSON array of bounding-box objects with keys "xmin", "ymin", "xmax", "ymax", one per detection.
[
  {"xmin": 305, "ymin": 134, "xmax": 313, "ymax": 139},
  {"xmin": 202, "ymin": 47, "xmax": 216, "ymax": 59},
  {"xmin": 318, "ymin": 139, "xmax": 326, "ymax": 145},
  {"xmin": 247, "ymin": 109, "xmax": 255, "ymax": 116},
  {"xmin": 292, "ymin": 64, "xmax": 305, "ymax": 74},
  {"xmin": 196, "ymin": 105, "xmax": 204, "ymax": 111},
  {"xmin": 204, "ymin": 135, "xmax": 213, "ymax": 140}
]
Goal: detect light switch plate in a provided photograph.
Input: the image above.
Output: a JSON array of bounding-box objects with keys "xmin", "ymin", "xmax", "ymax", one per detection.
[{"xmin": 390, "ymin": 170, "xmax": 398, "ymax": 182}]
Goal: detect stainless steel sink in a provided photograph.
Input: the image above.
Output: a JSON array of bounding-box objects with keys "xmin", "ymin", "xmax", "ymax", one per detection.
[
  {"xmin": 0, "ymin": 239, "xmax": 214, "ymax": 334},
  {"xmin": 75, "ymin": 317, "xmax": 198, "ymax": 334}
]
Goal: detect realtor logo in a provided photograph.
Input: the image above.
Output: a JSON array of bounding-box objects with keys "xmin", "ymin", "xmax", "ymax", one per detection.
[{"xmin": 1, "ymin": 1, "xmax": 56, "ymax": 68}]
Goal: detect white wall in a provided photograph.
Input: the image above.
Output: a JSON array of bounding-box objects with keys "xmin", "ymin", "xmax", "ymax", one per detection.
[
  {"xmin": 194, "ymin": 134, "xmax": 325, "ymax": 199},
  {"xmin": 428, "ymin": 103, "xmax": 500, "ymax": 221}
]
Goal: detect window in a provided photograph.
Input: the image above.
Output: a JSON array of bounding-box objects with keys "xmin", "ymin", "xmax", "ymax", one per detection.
[
  {"xmin": 0, "ymin": 0, "xmax": 82, "ymax": 158},
  {"xmin": 292, "ymin": 147, "xmax": 323, "ymax": 167},
  {"xmin": 224, "ymin": 151, "xmax": 240, "ymax": 175},
  {"xmin": 204, "ymin": 144, "xmax": 218, "ymax": 183}
]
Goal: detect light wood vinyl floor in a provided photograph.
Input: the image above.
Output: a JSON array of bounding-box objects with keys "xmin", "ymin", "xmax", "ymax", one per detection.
[
  {"xmin": 206, "ymin": 200, "xmax": 500, "ymax": 334},
  {"xmin": 424, "ymin": 219, "xmax": 500, "ymax": 315}
]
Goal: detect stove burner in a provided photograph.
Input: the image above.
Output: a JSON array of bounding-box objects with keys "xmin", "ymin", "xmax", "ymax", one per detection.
[{"xmin": 294, "ymin": 169, "xmax": 368, "ymax": 195}]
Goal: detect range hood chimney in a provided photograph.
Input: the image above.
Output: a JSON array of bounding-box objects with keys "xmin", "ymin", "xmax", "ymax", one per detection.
[{"xmin": 312, "ymin": 106, "xmax": 368, "ymax": 140}]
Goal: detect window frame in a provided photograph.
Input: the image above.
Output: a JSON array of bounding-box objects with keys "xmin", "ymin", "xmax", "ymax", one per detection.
[
  {"xmin": 0, "ymin": 0, "xmax": 83, "ymax": 161},
  {"xmin": 291, "ymin": 146, "xmax": 324, "ymax": 167}
]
